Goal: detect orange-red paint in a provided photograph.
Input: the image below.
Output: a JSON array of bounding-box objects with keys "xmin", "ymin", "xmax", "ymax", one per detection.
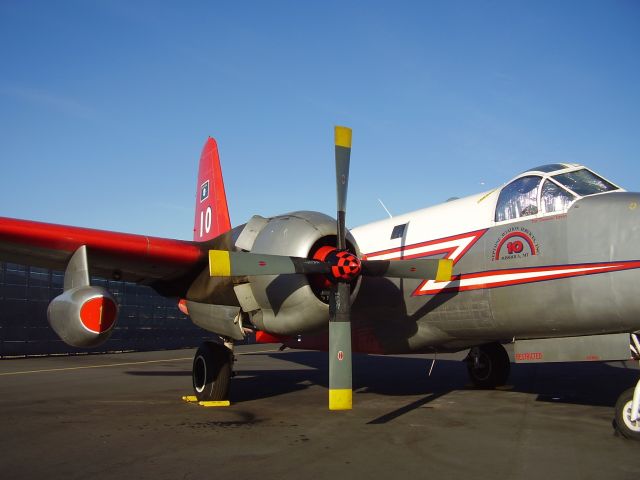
[
  {"xmin": 80, "ymin": 297, "xmax": 117, "ymax": 333},
  {"xmin": 515, "ymin": 352, "xmax": 543, "ymax": 361},
  {"xmin": 193, "ymin": 137, "xmax": 231, "ymax": 242},
  {"xmin": 255, "ymin": 331, "xmax": 288, "ymax": 344},
  {"xmin": 178, "ymin": 299, "xmax": 189, "ymax": 316},
  {"xmin": 0, "ymin": 217, "xmax": 203, "ymax": 264}
]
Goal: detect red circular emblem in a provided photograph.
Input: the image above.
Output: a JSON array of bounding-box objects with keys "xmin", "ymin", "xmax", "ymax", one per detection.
[{"xmin": 337, "ymin": 351, "xmax": 344, "ymax": 361}]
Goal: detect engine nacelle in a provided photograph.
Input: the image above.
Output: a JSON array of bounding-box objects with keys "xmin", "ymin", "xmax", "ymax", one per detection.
[
  {"xmin": 241, "ymin": 211, "xmax": 360, "ymax": 335},
  {"xmin": 47, "ymin": 286, "xmax": 119, "ymax": 348}
]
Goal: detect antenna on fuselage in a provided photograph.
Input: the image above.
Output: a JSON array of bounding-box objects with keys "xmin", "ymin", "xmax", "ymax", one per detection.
[{"xmin": 377, "ymin": 198, "xmax": 393, "ymax": 218}]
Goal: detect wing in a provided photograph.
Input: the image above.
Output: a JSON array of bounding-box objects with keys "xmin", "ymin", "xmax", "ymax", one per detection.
[{"xmin": 0, "ymin": 216, "xmax": 213, "ymax": 296}]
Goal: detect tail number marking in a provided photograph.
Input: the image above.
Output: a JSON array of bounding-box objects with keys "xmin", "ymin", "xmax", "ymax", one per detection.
[{"xmin": 199, "ymin": 207, "xmax": 212, "ymax": 238}]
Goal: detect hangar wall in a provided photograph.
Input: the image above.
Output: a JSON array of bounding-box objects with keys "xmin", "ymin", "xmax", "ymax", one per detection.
[{"xmin": 0, "ymin": 262, "xmax": 216, "ymax": 358}]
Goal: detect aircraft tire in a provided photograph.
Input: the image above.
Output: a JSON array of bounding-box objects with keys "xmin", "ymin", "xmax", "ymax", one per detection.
[
  {"xmin": 466, "ymin": 342, "xmax": 510, "ymax": 388},
  {"xmin": 192, "ymin": 341, "xmax": 232, "ymax": 401},
  {"xmin": 614, "ymin": 387, "xmax": 640, "ymax": 440}
]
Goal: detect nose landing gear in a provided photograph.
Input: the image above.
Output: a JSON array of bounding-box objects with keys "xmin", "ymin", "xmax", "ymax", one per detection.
[
  {"xmin": 614, "ymin": 334, "xmax": 640, "ymax": 440},
  {"xmin": 614, "ymin": 385, "xmax": 640, "ymax": 440}
]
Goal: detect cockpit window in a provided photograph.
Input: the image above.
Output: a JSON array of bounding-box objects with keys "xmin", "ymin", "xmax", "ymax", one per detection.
[
  {"xmin": 495, "ymin": 175, "xmax": 541, "ymax": 222},
  {"xmin": 552, "ymin": 169, "xmax": 618, "ymax": 196},
  {"xmin": 540, "ymin": 180, "xmax": 575, "ymax": 214}
]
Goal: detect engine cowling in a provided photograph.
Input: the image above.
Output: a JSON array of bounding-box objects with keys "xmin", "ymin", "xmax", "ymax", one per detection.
[
  {"xmin": 241, "ymin": 211, "xmax": 361, "ymax": 335},
  {"xmin": 47, "ymin": 286, "xmax": 119, "ymax": 348}
]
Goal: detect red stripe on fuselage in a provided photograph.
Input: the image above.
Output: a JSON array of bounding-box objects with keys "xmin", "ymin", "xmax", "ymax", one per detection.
[
  {"xmin": 363, "ymin": 229, "xmax": 487, "ymax": 260},
  {"xmin": 362, "ymin": 229, "xmax": 640, "ymax": 296},
  {"xmin": 416, "ymin": 261, "xmax": 640, "ymax": 295}
]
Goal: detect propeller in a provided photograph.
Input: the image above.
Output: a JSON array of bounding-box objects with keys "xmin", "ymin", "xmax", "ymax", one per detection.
[
  {"xmin": 208, "ymin": 249, "xmax": 451, "ymax": 280},
  {"xmin": 208, "ymin": 126, "xmax": 453, "ymax": 410},
  {"xmin": 329, "ymin": 126, "xmax": 354, "ymax": 410}
]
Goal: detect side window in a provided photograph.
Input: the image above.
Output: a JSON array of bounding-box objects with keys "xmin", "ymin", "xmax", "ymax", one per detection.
[
  {"xmin": 540, "ymin": 180, "xmax": 575, "ymax": 214},
  {"xmin": 390, "ymin": 223, "xmax": 407, "ymax": 240},
  {"xmin": 495, "ymin": 176, "xmax": 541, "ymax": 222}
]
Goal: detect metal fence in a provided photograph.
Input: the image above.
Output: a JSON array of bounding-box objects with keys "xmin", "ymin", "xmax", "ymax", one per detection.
[{"xmin": 0, "ymin": 262, "xmax": 217, "ymax": 358}]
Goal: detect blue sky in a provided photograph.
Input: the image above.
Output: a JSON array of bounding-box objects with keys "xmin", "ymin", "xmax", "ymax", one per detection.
[{"xmin": 1, "ymin": 1, "xmax": 639, "ymax": 240}]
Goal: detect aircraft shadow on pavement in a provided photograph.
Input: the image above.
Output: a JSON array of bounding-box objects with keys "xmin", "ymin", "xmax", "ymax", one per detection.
[
  {"xmin": 124, "ymin": 350, "xmax": 639, "ymax": 420},
  {"xmin": 236, "ymin": 351, "xmax": 639, "ymax": 409}
]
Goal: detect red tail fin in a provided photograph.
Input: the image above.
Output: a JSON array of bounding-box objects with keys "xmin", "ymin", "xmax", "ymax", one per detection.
[{"xmin": 193, "ymin": 137, "xmax": 231, "ymax": 241}]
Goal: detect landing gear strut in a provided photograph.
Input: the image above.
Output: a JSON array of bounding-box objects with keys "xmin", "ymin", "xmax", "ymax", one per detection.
[
  {"xmin": 192, "ymin": 341, "xmax": 233, "ymax": 401},
  {"xmin": 466, "ymin": 342, "xmax": 510, "ymax": 388}
]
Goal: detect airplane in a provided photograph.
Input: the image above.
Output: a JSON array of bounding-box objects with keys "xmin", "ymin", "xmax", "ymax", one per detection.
[{"xmin": 1, "ymin": 127, "xmax": 639, "ymax": 440}]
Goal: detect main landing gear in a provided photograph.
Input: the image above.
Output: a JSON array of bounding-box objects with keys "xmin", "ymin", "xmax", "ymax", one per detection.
[
  {"xmin": 466, "ymin": 342, "xmax": 511, "ymax": 388},
  {"xmin": 192, "ymin": 340, "xmax": 233, "ymax": 401}
]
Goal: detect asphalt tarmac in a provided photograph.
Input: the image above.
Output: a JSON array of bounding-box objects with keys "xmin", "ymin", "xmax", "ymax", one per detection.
[{"xmin": 0, "ymin": 345, "xmax": 638, "ymax": 480}]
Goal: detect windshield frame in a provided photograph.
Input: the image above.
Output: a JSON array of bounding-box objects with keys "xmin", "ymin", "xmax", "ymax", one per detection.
[
  {"xmin": 492, "ymin": 165, "xmax": 622, "ymax": 224},
  {"xmin": 550, "ymin": 168, "xmax": 620, "ymax": 197}
]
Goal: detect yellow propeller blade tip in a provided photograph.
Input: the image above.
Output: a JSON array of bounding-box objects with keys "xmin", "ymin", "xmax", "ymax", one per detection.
[
  {"xmin": 209, "ymin": 250, "xmax": 231, "ymax": 277},
  {"xmin": 329, "ymin": 389, "xmax": 353, "ymax": 410},
  {"xmin": 436, "ymin": 259, "xmax": 453, "ymax": 282},
  {"xmin": 335, "ymin": 126, "xmax": 352, "ymax": 149}
]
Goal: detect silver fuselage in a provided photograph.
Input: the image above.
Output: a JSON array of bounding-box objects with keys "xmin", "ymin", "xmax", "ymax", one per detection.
[{"xmin": 350, "ymin": 191, "xmax": 640, "ymax": 353}]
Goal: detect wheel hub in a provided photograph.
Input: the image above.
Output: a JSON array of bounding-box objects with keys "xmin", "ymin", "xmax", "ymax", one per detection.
[
  {"xmin": 623, "ymin": 401, "xmax": 640, "ymax": 432},
  {"xmin": 194, "ymin": 355, "xmax": 207, "ymax": 393}
]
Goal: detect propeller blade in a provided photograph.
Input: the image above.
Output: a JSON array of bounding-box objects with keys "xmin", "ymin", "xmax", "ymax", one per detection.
[
  {"xmin": 335, "ymin": 126, "xmax": 351, "ymax": 250},
  {"xmin": 329, "ymin": 126, "xmax": 354, "ymax": 411},
  {"xmin": 361, "ymin": 258, "xmax": 453, "ymax": 281},
  {"xmin": 209, "ymin": 250, "xmax": 330, "ymax": 277},
  {"xmin": 329, "ymin": 282, "xmax": 352, "ymax": 410}
]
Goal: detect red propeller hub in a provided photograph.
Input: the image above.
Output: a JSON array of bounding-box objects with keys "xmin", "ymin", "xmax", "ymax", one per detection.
[{"xmin": 313, "ymin": 246, "xmax": 362, "ymax": 282}]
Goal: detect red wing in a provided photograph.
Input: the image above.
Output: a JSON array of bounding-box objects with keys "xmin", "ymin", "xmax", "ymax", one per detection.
[{"xmin": 0, "ymin": 216, "xmax": 207, "ymax": 288}]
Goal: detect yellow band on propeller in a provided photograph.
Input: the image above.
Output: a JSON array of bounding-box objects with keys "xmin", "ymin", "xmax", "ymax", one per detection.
[
  {"xmin": 335, "ymin": 126, "xmax": 352, "ymax": 149},
  {"xmin": 209, "ymin": 250, "xmax": 231, "ymax": 277},
  {"xmin": 329, "ymin": 388, "xmax": 352, "ymax": 410},
  {"xmin": 435, "ymin": 259, "xmax": 453, "ymax": 282}
]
